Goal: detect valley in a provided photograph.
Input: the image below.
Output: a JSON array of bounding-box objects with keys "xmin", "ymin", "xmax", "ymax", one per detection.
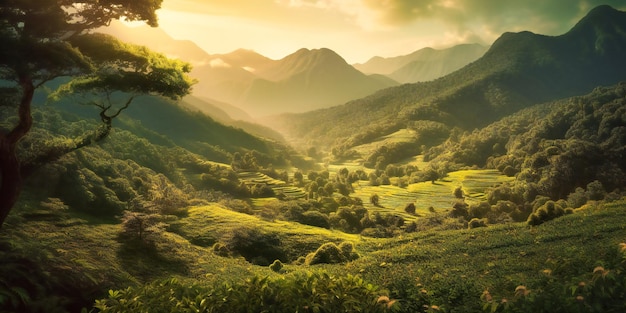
[{"xmin": 1, "ymin": 3, "xmax": 626, "ymax": 313}]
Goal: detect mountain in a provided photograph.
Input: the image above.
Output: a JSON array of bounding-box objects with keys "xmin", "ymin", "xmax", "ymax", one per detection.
[
  {"xmin": 270, "ymin": 5, "xmax": 626, "ymax": 150},
  {"xmin": 193, "ymin": 48, "xmax": 399, "ymax": 116},
  {"xmin": 238, "ymin": 48, "xmax": 399, "ymax": 116},
  {"xmin": 353, "ymin": 44, "xmax": 488, "ymax": 83},
  {"xmin": 180, "ymin": 96, "xmax": 286, "ymax": 142},
  {"xmin": 99, "ymin": 23, "xmax": 398, "ymax": 117}
]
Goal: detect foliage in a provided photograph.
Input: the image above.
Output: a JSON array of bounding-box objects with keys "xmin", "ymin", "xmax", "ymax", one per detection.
[
  {"xmin": 527, "ymin": 200, "xmax": 568, "ymax": 226},
  {"xmin": 306, "ymin": 242, "xmax": 358, "ymax": 265},
  {"xmin": 482, "ymin": 242, "xmax": 626, "ymax": 313},
  {"xmin": 119, "ymin": 211, "xmax": 167, "ymax": 245},
  {"xmin": 94, "ymin": 272, "xmax": 394, "ymax": 313},
  {"xmin": 222, "ymin": 226, "xmax": 286, "ymax": 266}
]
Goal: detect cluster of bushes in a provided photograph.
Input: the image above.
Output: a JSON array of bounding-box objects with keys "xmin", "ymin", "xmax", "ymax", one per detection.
[
  {"xmin": 211, "ymin": 227, "xmax": 287, "ymax": 266},
  {"xmin": 304, "ymin": 242, "xmax": 359, "ymax": 265},
  {"xmin": 482, "ymin": 242, "xmax": 626, "ymax": 313},
  {"xmin": 446, "ymin": 178, "xmax": 622, "ymax": 228},
  {"xmin": 92, "ymin": 272, "xmax": 396, "ymax": 313},
  {"xmin": 423, "ymin": 84, "xmax": 626, "ymax": 226}
]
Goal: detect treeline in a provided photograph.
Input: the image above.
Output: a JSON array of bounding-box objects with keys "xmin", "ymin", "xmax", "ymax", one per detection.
[{"xmin": 426, "ymin": 83, "xmax": 626, "ymax": 225}]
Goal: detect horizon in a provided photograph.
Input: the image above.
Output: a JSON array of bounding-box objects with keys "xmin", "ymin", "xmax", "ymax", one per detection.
[{"xmin": 132, "ymin": 1, "xmax": 626, "ymax": 64}]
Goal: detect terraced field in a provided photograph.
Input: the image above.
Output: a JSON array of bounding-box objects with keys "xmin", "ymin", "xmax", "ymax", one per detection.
[
  {"xmin": 350, "ymin": 169, "xmax": 514, "ymax": 219},
  {"xmin": 238, "ymin": 171, "xmax": 307, "ymax": 201},
  {"xmin": 350, "ymin": 128, "xmax": 417, "ymax": 159}
]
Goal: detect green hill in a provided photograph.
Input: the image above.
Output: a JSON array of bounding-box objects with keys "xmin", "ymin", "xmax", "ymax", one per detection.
[{"xmin": 271, "ymin": 5, "xmax": 626, "ymax": 149}]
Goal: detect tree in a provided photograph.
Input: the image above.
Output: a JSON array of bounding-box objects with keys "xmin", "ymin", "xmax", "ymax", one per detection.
[
  {"xmin": 370, "ymin": 194, "xmax": 380, "ymax": 207},
  {"xmin": 0, "ymin": 0, "xmax": 194, "ymax": 228}
]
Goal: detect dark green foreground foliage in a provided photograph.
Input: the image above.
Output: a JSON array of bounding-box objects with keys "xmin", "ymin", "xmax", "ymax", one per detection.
[
  {"xmin": 482, "ymin": 243, "xmax": 626, "ymax": 313},
  {"xmin": 93, "ymin": 273, "xmax": 394, "ymax": 313}
]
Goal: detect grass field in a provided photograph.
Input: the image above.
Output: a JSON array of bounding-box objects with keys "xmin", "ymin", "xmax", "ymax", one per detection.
[
  {"xmin": 350, "ymin": 169, "xmax": 514, "ymax": 218},
  {"xmin": 351, "ymin": 128, "xmax": 418, "ymax": 158},
  {"xmin": 3, "ymin": 194, "xmax": 626, "ymax": 312},
  {"xmin": 238, "ymin": 171, "xmax": 307, "ymax": 200}
]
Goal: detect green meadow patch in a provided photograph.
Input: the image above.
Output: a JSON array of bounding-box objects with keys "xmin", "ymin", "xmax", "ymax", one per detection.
[
  {"xmin": 350, "ymin": 169, "xmax": 514, "ymax": 217},
  {"xmin": 239, "ymin": 171, "xmax": 307, "ymax": 200},
  {"xmin": 351, "ymin": 128, "xmax": 418, "ymax": 158},
  {"xmin": 170, "ymin": 204, "xmax": 360, "ymax": 262}
]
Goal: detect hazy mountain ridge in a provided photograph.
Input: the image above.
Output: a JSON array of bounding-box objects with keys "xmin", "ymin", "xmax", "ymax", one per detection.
[
  {"xmin": 354, "ymin": 43, "xmax": 489, "ymax": 83},
  {"xmin": 98, "ymin": 24, "xmax": 402, "ymax": 117},
  {"xmin": 239, "ymin": 48, "xmax": 399, "ymax": 116},
  {"xmin": 272, "ymin": 5, "xmax": 626, "ymax": 149}
]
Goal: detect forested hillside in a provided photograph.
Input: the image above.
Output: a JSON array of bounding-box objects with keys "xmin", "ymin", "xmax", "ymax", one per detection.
[
  {"xmin": 272, "ymin": 5, "xmax": 626, "ymax": 149},
  {"xmin": 3, "ymin": 3, "xmax": 626, "ymax": 313}
]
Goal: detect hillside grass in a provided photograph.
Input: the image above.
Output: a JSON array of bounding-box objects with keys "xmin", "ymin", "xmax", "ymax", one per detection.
[
  {"xmin": 3, "ymin": 195, "xmax": 625, "ymax": 312},
  {"xmin": 350, "ymin": 169, "xmax": 514, "ymax": 217},
  {"xmin": 169, "ymin": 204, "xmax": 359, "ymax": 261},
  {"xmin": 339, "ymin": 199, "xmax": 626, "ymax": 311}
]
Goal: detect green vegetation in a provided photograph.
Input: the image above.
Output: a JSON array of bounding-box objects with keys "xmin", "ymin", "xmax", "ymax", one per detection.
[{"xmin": 2, "ymin": 4, "xmax": 626, "ymax": 313}]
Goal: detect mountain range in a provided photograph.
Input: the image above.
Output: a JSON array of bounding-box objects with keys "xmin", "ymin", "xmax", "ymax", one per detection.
[
  {"xmin": 99, "ymin": 22, "xmax": 486, "ymax": 117},
  {"xmin": 269, "ymin": 5, "xmax": 626, "ymax": 151},
  {"xmin": 353, "ymin": 43, "xmax": 489, "ymax": 83}
]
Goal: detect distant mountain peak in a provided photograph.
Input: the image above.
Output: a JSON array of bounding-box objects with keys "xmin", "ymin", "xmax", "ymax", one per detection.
[
  {"xmin": 585, "ymin": 4, "xmax": 619, "ymax": 17},
  {"xmin": 569, "ymin": 4, "xmax": 624, "ymax": 31}
]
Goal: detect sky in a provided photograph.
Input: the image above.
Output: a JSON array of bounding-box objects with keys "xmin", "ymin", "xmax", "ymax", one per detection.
[{"xmin": 151, "ymin": 0, "xmax": 626, "ymax": 63}]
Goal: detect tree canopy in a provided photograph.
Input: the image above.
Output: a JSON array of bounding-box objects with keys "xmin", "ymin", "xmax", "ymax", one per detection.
[{"xmin": 0, "ymin": 0, "xmax": 194, "ymax": 228}]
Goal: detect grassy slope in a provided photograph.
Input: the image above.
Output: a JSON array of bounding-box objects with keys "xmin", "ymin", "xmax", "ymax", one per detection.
[
  {"xmin": 2, "ymin": 192, "xmax": 625, "ymax": 311},
  {"xmin": 342, "ymin": 199, "xmax": 626, "ymax": 311}
]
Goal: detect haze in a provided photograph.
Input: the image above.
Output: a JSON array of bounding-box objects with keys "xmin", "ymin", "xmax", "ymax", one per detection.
[{"xmin": 149, "ymin": 0, "xmax": 626, "ymax": 63}]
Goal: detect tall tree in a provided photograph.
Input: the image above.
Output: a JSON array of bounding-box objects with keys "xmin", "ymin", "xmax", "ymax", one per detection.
[{"xmin": 0, "ymin": 0, "xmax": 194, "ymax": 228}]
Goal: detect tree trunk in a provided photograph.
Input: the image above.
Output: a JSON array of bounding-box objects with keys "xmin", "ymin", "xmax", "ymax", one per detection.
[{"xmin": 0, "ymin": 77, "xmax": 34, "ymax": 229}]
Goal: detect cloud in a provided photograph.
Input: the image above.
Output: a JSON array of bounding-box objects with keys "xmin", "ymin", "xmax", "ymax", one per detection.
[
  {"xmin": 361, "ymin": 0, "xmax": 626, "ymax": 35},
  {"xmin": 209, "ymin": 58, "xmax": 231, "ymax": 68}
]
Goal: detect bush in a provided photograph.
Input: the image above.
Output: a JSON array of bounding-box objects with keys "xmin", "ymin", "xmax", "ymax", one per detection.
[
  {"xmin": 482, "ymin": 242, "xmax": 626, "ymax": 313},
  {"xmin": 269, "ymin": 260, "xmax": 283, "ymax": 273},
  {"xmin": 469, "ymin": 201, "xmax": 491, "ymax": 219},
  {"xmin": 212, "ymin": 243, "xmax": 229, "ymax": 257},
  {"xmin": 338, "ymin": 242, "xmax": 359, "ymax": 261},
  {"xmin": 306, "ymin": 242, "xmax": 358, "ymax": 265},
  {"xmin": 468, "ymin": 218, "xmax": 487, "ymax": 229},
  {"xmin": 527, "ymin": 200, "xmax": 565, "ymax": 226},
  {"xmin": 306, "ymin": 243, "xmax": 345, "ymax": 265},
  {"xmin": 450, "ymin": 200, "xmax": 469, "ymax": 219},
  {"xmin": 223, "ymin": 227, "xmax": 286, "ymax": 265},
  {"xmin": 454, "ymin": 186, "xmax": 464, "ymax": 199},
  {"xmin": 404, "ymin": 203, "xmax": 416, "ymax": 215},
  {"xmin": 299, "ymin": 211, "xmax": 330, "ymax": 229},
  {"xmin": 93, "ymin": 272, "xmax": 395, "ymax": 313}
]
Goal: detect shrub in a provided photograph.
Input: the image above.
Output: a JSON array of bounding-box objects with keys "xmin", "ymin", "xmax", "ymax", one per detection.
[
  {"xmin": 404, "ymin": 203, "xmax": 416, "ymax": 215},
  {"xmin": 469, "ymin": 201, "xmax": 491, "ymax": 219},
  {"xmin": 468, "ymin": 218, "xmax": 487, "ymax": 229},
  {"xmin": 370, "ymin": 194, "xmax": 380, "ymax": 206},
  {"xmin": 450, "ymin": 200, "xmax": 469, "ymax": 219},
  {"xmin": 454, "ymin": 186, "xmax": 464, "ymax": 199},
  {"xmin": 212, "ymin": 243, "xmax": 229, "ymax": 257},
  {"xmin": 119, "ymin": 211, "xmax": 167, "ymax": 245},
  {"xmin": 299, "ymin": 211, "xmax": 330, "ymax": 229},
  {"xmin": 527, "ymin": 200, "xmax": 565, "ymax": 226},
  {"xmin": 93, "ymin": 272, "xmax": 395, "ymax": 313},
  {"xmin": 306, "ymin": 243, "xmax": 345, "ymax": 265},
  {"xmin": 223, "ymin": 227, "xmax": 286, "ymax": 265},
  {"xmin": 306, "ymin": 242, "xmax": 357, "ymax": 265},
  {"xmin": 502, "ymin": 165, "xmax": 517, "ymax": 177},
  {"xmin": 338, "ymin": 242, "xmax": 359, "ymax": 261},
  {"xmin": 269, "ymin": 260, "xmax": 283, "ymax": 273},
  {"xmin": 586, "ymin": 180, "xmax": 606, "ymax": 201}
]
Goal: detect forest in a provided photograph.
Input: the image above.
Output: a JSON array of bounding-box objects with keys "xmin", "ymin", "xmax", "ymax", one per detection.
[{"xmin": 1, "ymin": 2, "xmax": 626, "ymax": 313}]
